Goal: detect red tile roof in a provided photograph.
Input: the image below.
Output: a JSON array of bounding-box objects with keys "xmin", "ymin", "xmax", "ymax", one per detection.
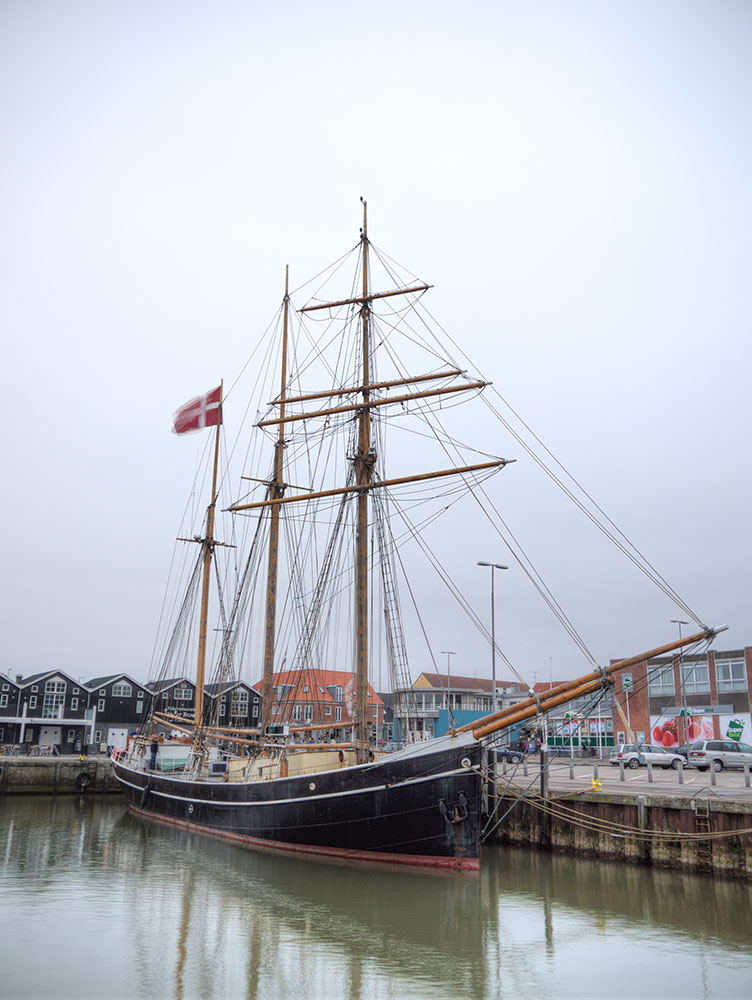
[{"xmin": 259, "ymin": 668, "xmax": 384, "ymax": 706}]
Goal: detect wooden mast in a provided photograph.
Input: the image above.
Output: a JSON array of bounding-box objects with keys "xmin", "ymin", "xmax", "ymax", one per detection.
[
  {"xmin": 355, "ymin": 199, "xmax": 372, "ymax": 762},
  {"xmin": 194, "ymin": 382, "xmax": 223, "ymax": 736},
  {"xmin": 259, "ymin": 269, "xmax": 290, "ymax": 734}
]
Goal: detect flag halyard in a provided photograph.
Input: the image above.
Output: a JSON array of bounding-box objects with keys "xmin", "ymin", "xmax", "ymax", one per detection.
[{"xmin": 172, "ymin": 385, "xmax": 222, "ymax": 435}]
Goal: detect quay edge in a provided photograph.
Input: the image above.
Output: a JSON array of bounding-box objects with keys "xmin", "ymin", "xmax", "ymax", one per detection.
[
  {"xmin": 0, "ymin": 755, "xmax": 119, "ymax": 795},
  {"xmin": 491, "ymin": 786, "xmax": 752, "ymax": 879}
]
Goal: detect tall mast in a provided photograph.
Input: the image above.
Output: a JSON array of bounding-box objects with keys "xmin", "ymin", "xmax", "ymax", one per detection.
[
  {"xmin": 355, "ymin": 199, "xmax": 373, "ymax": 762},
  {"xmin": 260, "ymin": 269, "xmax": 290, "ymax": 734},
  {"xmin": 195, "ymin": 381, "xmax": 223, "ymax": 733}
]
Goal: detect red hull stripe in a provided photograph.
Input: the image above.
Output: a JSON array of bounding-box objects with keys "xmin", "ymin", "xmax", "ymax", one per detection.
[{"xmin": 129, "ymin": 803, "xmax": 480, "ymax": 873}]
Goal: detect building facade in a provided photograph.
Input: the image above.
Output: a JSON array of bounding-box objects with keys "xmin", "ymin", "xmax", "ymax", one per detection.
[
  {"xmin": 0, "ymin": 670, "xmax": 92, "ymax": 750},
  {"xmin": 396, "ymin": 673, "xmax": 529, "ymax": 740},
  {"xmin": 266, "ymin": 669, "xmax": 384, "ymax": 739},
  {"xmin": 205, "ymin": 681, "xmax": 261, "ymax": 730},
  {"xmin": 611, "ymin": 646, "xmax": 752, "ymax": 749},
  {"xmin": 87, "ymin": 674, "xmax": 149, "ymax": 749}
]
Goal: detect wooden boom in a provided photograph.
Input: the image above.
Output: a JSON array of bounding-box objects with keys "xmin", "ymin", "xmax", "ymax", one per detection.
[
  {"xmin": 257, "ymin": 381, "xmax": 488, "ymax": 428},
  {"xmin": 453, "ymin": 625, "xmax": 726, "ymax": 741},
  {"xmin": 229, "ymin": 460, "xmax": 507, "ymax": 512}
]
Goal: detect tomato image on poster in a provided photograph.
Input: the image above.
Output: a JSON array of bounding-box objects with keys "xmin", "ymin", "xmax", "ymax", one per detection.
[{"xmin": 650, "ymin": 712, "xmax": 713, "ymax": 748}]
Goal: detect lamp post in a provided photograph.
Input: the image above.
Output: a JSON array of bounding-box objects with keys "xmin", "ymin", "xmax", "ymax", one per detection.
[
  {"xmin": 477, "ymin": 562, "xmax": 508, "ymax": 715},
  {"xmin": 440, "ymin": 650, "xmax": 456, "ymax": 731},
  {"xmin": 671, "ymin": 619, "xmax": 689, "ymax": 743}
]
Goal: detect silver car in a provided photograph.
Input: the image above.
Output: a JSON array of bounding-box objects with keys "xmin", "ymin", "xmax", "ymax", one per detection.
[
  {"xmin": 609, "ymin": 743, "xmax": 685, "ymax": 769},
  {"xmin": 687, "ymin": 740, "xmax": 752, "ymax": 772}
]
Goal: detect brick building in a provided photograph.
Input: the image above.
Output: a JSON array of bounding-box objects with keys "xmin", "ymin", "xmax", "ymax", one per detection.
[
  {"xmin": 266, "ymin": 668, "xmax": 384, "ymax": 738},
  {"xmin": 611, "ymin": 646, "xmax": 752, "ymax": 749}
]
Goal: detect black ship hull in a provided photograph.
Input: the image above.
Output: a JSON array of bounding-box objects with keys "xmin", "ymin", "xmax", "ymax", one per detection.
[{"xmin": 114, "ymin": 741, "xmax": 484, "ymax": 871}]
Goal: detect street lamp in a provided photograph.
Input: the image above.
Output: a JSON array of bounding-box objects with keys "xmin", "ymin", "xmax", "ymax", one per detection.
[
  {"xmin": 440, "ymin": 650, "xmax": 456, "ymax": 728},
  {"xmin": 671, "ymin": 619, "xmax": 690, "ymax": 743},
  {"xmin": 477, "ymin": 562, "xmax": 508, "ymax": 714}
]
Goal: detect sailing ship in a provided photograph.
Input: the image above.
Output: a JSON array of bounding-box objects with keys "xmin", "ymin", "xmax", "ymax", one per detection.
[{"xmin": 113, "ymin": 203, "xmax": 724, "ymax": 870}]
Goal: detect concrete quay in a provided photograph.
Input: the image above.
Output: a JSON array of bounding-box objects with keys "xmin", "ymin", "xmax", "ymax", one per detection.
[
  {"xmin": 0, "ymin": 753, "xmax": 119, "ymax": 795},
  {"xmin": 490, "ymin": 756, "xmax": 752, "ymax": 879}
]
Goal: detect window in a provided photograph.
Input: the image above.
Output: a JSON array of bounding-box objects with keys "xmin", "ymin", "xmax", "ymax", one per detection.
[
  {"xmin": 681, "ymin": 661, "xmax": 710, "ymax": 694},
  {"xmin": 231, "ymin": 690, "xmax": 249, "ymax": 716},
  {"xmin": 302, "ymin": 686, "xmax": 309, "ymax": 693},
  {"xmin": 293, "ymin": 705, "xmax": 302, "ymax": 721},
  {"xmin": 252, "ymin": 703, "xmax": 259, "ymax": 718},
  {"xmin": 335, "ymin": 706, "xmax": 342, "ymax": 723},
  {"xmin": 174, "ymin": 687, "xmax": 192, "ymax": 702},
  {"xmin": 138, "ymin": 691, "xmax": 144, "ymax": 698},
  {"xmin": 100, "ymin": 689, "xmax": 106, "ymax": 696},
  {"xmin": 271, "ymin": 705, "xmax": 278, "ymax": 716},
  {"xmin": 716, "ymin": 658, "xmax": 747, "ymax": 693},
  {"xmin": 372, "ymin": 707, "xmax": 378, "ymax": 718},
  {"xmin": 42, "ymin": 680, "xmax": 66, "ymax": 719},
  {"xmin": 113, "ymin": 683, "xmax": 132, "ymax": 698},
  {"xmin": 304, "ymin": 705, "xmax": 313, "ymax": 723},
  {"xmin": 67, "ymin": 729, "xmax": 75, "ymax": 741},
  {"xmin": 94, "ymin": 730, "xmax": 102, "ymax": 743},
  {"xmin": 71, "ymin": 698, "xmax": 78, "ymax": 711},
  {"xmin": 0, "ymin": 695, "xmax": 7, "ymax": 708},
  {"xmin": 98, "ymin": 699, "xmax": 105, "ymax": 711},
  {"xmin": 73, "ymin": 687, "xmax": 79, "ymax": 694},
  {"xmin": 136, "ymin": 700, "xmax": 143, "ymax": 714},
  {"xmin": 333, "ymin": 686, "xmax": 343, "ymax": 702},
  {"xmin": 29, "ymin": 696, "xmax": 37, "ymax": 709},
  {"xmin": 2, "ymin": 684, "xmax": 8, "ymax": 691},
  {"xmin": 325, "ymin": 705, "xmax": 332, "ymax": 716},
  {"xmin": 647, "ymin": 663, "xmax": 675, "ymax": 695},
  {"xmin": 219, "ymin": 703, "xmax": 225, "ymax": 717},
  {"xmin": 31, "ymin": 686, "xmax": 38, "ymax": 692}
]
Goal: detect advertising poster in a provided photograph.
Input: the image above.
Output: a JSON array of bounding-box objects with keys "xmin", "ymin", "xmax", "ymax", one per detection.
[
  {"xmin": 650, "ymin": 712, "xmax": 712, "ymax": 748},
  {"xmin": 718, "ymin": 714, "xmax": 751, "ymax": 743}
]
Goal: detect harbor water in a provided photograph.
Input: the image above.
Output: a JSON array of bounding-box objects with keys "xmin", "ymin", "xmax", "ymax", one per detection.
[{"xmin": 1, "ymin": 795, "xmax": 751, "ymax": 999}]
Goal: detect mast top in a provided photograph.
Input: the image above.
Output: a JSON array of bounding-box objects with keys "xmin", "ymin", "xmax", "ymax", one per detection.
[{"xmin": 360, "ymin": 196, "xmax": 367, "ymax": 239}]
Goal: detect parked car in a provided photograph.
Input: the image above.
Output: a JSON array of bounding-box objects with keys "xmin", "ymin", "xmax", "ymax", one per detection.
[
  {"xmin": 687, "ymin": 740, "xmax": 752, "ymax": 772},
  {"xmin": 494, "ymin": 746, "xmax": 524, "ymax": 764},
  {"xmin": 673, "ymin": 744, "xmax": 692, "ymax": 761},
  {"xmin": 608, "ymin": 743, "xmax": 685, "ymax": 769}
]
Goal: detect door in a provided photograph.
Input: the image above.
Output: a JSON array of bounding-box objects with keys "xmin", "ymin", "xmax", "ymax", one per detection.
[{"xmin": 39, "ymin": 726, "xmax": 62, "ymax": 746}]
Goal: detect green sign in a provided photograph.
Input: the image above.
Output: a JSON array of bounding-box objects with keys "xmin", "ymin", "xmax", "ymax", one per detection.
[{"xmin": 726, "ymin": 719, "xmax": 744, "ymax": 742}]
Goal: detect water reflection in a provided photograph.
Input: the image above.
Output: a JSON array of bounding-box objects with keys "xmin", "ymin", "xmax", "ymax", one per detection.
[{"xmin": 0, "ymin": 796, "xmax": 750, "ymax": 999}]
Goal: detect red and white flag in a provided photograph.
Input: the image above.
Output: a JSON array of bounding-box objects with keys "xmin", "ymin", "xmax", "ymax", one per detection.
[{"xmin": 172, "ymin": 385, "xmax": 222, "ymax": 435}]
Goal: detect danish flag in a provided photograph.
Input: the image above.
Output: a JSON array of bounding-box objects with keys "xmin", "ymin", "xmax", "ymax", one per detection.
[{"xmin": 172, "ymin": 385, "xmax": 222, "ymax": 435}]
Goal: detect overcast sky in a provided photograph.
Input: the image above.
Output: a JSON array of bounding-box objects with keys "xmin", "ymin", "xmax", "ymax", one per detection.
[{"xmin": 2, "ymin": 0, "xmax": 750, "ymax": 688}]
